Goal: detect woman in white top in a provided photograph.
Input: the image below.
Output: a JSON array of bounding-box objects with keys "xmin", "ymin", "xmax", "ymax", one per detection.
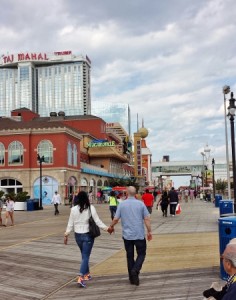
[
  {"xmin": 5, "ymin": 196, "xmax": 15, "ymax": 226},
  {"xmin": 64, "ymin": 191, "xmax": 111, "ymax": 288}
]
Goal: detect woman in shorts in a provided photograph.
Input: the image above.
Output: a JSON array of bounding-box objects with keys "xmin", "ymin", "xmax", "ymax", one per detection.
[{"xmin": 5, "ymin": 196, "xmax": 15, "ymax": 226}]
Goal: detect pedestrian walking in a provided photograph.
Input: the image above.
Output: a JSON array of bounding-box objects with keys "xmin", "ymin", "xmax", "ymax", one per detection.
[
  {"xmin": 153, "ymin": 189, "xmax": 158, "ymax": 202},
  {"xmin": 108, "ymin": 186, "xmax": 152, "ymax": 286},
  {"xmin": 189, "ymin": 188, "xmax": 194, "ymax": 201},
  {"xmin": 0, "ymin": 198, "xmax": 3, "ymax": 225},
  {"xmin": 168, "ymin": 187, "xmax": 179, "ymax": 216},
  {"xmin": 51, "ymin": 191, "xmax": 61, "ymax": 215},
  {"xmin": 184, "ymin": 188, "xmax": 189, "ymax": 202},
  {"xmin": 142, "ymin": 189, "xmax": 154, "ymax": 214},
  {"xmin": 69, "ymin": 193, "xmax": 73, "ymax": 208},
  {"xmin": 158, "ymin": 188, "xmax": 169, "ymax": 217},
  {"xmin": 108, "ymin": 190, "xmax": 118, "ymax": 220},
  {"xmin": 5, "ymin": 196, "xmax": 15, "ymax": 226},
  {"xmin": 64, "ymin": 191, "xmax": 113, "ymax": 288}
]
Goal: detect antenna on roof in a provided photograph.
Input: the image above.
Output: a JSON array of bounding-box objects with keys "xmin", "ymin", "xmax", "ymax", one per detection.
[{"xmin": 137, "ymin": 113, "xmax": 139, "ymax": 131}]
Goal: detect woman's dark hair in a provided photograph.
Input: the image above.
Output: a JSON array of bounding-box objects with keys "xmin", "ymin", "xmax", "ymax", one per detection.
[
  {"xmin": 110, "ymin": 191, "xmax": 116, "ymax": 197},
  {"xmin": 163, "ymin": 191, "xmax": 168, "ymax": 197},
  {"xmin": 75, "ymin": 191, "xmax": 90, "ymax": 212}
]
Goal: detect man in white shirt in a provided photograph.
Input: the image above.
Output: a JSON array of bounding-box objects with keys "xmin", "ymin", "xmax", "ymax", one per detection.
[{"xmin": 51, "ymin": 191, "xmax": 61, "ymax": 215}]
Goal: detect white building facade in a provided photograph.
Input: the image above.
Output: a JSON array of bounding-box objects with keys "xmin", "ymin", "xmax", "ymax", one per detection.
[{"xmin": 0, "ymin": 51, "xmax": 91, "ymax": 117}]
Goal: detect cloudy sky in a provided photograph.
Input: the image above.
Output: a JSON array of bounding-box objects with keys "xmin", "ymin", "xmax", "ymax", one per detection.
[{"xmin": 1, "ymin": 0, "xmax": 236, "ymax": 167}]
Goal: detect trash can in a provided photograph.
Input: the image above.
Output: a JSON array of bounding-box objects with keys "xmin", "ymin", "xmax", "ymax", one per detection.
[
  {"xmin": 27, "ymin": 200, "xmax": 34, "ymax": 211},
  {"xmin": 218, "ymin": 216, "xmax": 236, "ymax": 280},
  {"xmin": 33, "ymin": 199, "xmax": 39, "ymax": 210},
  {"xmin": 215, "ymin": 194, "xmax": 222, "ymax": 208},
  {"xmin": 219, "ymin": 200, "xmax": 233, "ymax": 216}
]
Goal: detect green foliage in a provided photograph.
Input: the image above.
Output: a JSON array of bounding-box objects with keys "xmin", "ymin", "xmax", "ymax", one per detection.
[
  {"xmin": 15, "ymin": 191, "xmax": 30, "ymax": 202},
  {"xmin": 215, "ymin": 179, "xmax": 227, "ymax": 194},
  {"xmin": 4, "ymin": 192, "xmax": 16, "ymax": 201},
  {"xmin": 108, "ymin": 177, "xmax": 139, "ymax": 190},
  {"xmin": 4, "ymin": 191, "xmax": 30, "ymax": 202},
  {"xmin": 0, "ymin": 190, "xmax": 4, "ymax": 199}
]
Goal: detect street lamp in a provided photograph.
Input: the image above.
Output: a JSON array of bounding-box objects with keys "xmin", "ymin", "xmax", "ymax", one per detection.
[
  {"xmin": 201, "ymin": 152, "xmax": 206, "ymax": 188},
  {"xmin": 228, "ymin": 92, "xmax": 236, "ymax": 213},
  {"xmin": 223, "ymin": 85, "xmax": 231, "ymax": 199},
  {"xmin": 37, "ymin": 154, "xmax": 45, "ymax": 210},
  {"xmin": 212, "ymin": 158, "xmax": 215, "ymax": 202}
]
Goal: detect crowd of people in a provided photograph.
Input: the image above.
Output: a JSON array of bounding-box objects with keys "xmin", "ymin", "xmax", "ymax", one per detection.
[{"xmin": 1, "ymin": 185, "xmax": 235, "ymax": 297}]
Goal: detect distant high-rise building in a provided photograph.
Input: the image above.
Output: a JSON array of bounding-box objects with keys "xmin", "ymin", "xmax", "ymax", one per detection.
[
  {"xmin": 0, "ymin": 51, "xmax": 91, "ymax": 116},
  {"xmin": 92, "ymin": 102, "xmax": 131, "ymax": 135}
]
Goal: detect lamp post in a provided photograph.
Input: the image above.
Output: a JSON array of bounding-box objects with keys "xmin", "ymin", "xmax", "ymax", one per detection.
[
  {"xmin": 37, "ymin": 154, "xmax": 45, "ymax": 210},
  {"xmin": 212, "ymin": 158, "xmax": 215, "ymax": 202},
  {"xmin": 228, "ymin": 92, "xmax": 236, "ymax": 213},
  {"xmin": 201, "ymin": 152, "xmax": 206, "ymax": 188},
  {"xmin": 223, "ymin": 85, "xmax": 231, "ymax": 199}
]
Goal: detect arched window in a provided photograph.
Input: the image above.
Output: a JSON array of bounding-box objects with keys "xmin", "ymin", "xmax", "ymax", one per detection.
[
  {"xmin": 67, "ymin": 142, "xmax": 72, "ymax": 165},
  {"xmin": 0, "ymin": 142, "xmax": 5, "ymax": 165},
  {"xmin": 37, "ymin": 140, "xmax": 53, "ymax": 164},
  {"xmin": 97, "ymin": 179, "xmax": 102, "ymax": 187},
  {"xmin": 73, "ymin": 144, "xmax": 77, "ymax": 166},
  {"xmin": 8, "ymin": 141, "xmax": 24, "ymax": 165}
]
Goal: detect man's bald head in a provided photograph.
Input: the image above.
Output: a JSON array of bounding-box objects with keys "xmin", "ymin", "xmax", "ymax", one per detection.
[
  {"xmin": 127, "ymin": 186, "xmax": 137, "ymax": 197},
  {"xmin": 223, "ymin": 243, "xmax": 236, "ymax": 267}
]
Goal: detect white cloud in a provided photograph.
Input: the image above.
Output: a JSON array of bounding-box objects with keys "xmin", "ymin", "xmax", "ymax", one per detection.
[{"xmin": 1, "ymin": 0, "xmax": 236, "ymax": 169}]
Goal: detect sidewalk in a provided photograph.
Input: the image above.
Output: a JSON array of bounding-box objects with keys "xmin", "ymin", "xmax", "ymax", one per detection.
[{"xmin": 0, "ymin": 198, "xmax": 225, "ymax": 299}]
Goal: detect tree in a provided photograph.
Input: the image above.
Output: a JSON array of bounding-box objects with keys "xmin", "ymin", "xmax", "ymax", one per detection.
[
  {"xmin": 0, "ymin": 190, "xmax": 4, "ymax": 199},
  {"xmin": 215, "ymin": 179, "xmax": 227, "ymax": 194},
  {"xmin": 108, "ymin": 177, "xmax": 139, "ymax": 190}
]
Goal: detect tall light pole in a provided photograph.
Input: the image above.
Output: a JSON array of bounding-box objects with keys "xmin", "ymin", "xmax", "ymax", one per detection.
[
  {"xmin": 228, "ymin": 92, "xmax": 236, "ymax": 213},
  {"xmin": 212, "ymin": 158, "xmax": 215, "ymax": 202},
  {"xmin": 201, "ymin": 152, "xmax": 206, "ymax": 189},
  {"xmin": 223, "ymin": 85, "xmax": 231, "ymax": 199},
  {"xmin": 37, "ymin": 154, "xmax": 45, "ymax": 210}
]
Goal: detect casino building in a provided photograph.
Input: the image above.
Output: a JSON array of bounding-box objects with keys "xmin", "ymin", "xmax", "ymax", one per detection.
[{"xmin": 0, "ymin": 51, "xmax": 91, "ymax": 117}]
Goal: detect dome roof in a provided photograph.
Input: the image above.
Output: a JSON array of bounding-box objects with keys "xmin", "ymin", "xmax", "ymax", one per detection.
[{"xmin": 138, "ymin": 127, "xmax": 148, "ymax": 138}]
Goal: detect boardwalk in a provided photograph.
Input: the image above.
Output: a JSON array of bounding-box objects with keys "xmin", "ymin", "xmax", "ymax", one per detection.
[{"xmin": 0, "ymin": 198, "xmax": 226, "ymax": 299}]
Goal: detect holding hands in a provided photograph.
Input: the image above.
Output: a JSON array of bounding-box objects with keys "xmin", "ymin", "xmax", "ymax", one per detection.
[{"xmin": 107, "ymin": 226, "xmax": 114, "ymax": 234}]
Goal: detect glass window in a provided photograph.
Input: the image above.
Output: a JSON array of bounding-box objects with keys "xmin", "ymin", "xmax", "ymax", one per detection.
[
  {"xmin": 37, "ymin": 140, "xmax": 53, "ymax": 164},
  {"xmin": 8, "ymin": 141, "xmax": 24, "ymax": 165},
  {"xmin": 0, "ymin": 142, "xmax": 5, "ymax": 165},
  {"xmin": 67, "ymin": 142, "xmax": 72, "ymax": 165},
  {"xmin": 73, "ymin": 144, "xmax": 77, "ymax": 166}
]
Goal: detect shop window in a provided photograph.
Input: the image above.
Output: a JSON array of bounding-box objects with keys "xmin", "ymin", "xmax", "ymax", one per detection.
[{"xmin": 0, "ymin": 142, "xmax": 5, "ymax": 165}]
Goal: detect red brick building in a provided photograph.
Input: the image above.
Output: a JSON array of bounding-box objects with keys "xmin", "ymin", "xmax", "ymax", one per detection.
[{"xmin": 0, "ymin": 108, "xmax": 133, "ymax": 204}]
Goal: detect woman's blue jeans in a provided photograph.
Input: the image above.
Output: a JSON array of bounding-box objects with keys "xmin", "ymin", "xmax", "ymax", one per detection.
[{"xmin": 75, "ymin": 233, "xmax": 94, "ymax": 276}]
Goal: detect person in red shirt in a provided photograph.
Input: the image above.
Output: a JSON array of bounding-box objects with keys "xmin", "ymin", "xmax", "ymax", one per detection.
[{"xmin": 142, "ymin": 189, "xmax": 154, "ymax": 214}]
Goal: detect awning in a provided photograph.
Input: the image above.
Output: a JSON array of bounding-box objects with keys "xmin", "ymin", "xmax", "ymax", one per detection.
[{"xmin": 112, "ymin": 186, "xmax": 127, "ymax": 191}]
